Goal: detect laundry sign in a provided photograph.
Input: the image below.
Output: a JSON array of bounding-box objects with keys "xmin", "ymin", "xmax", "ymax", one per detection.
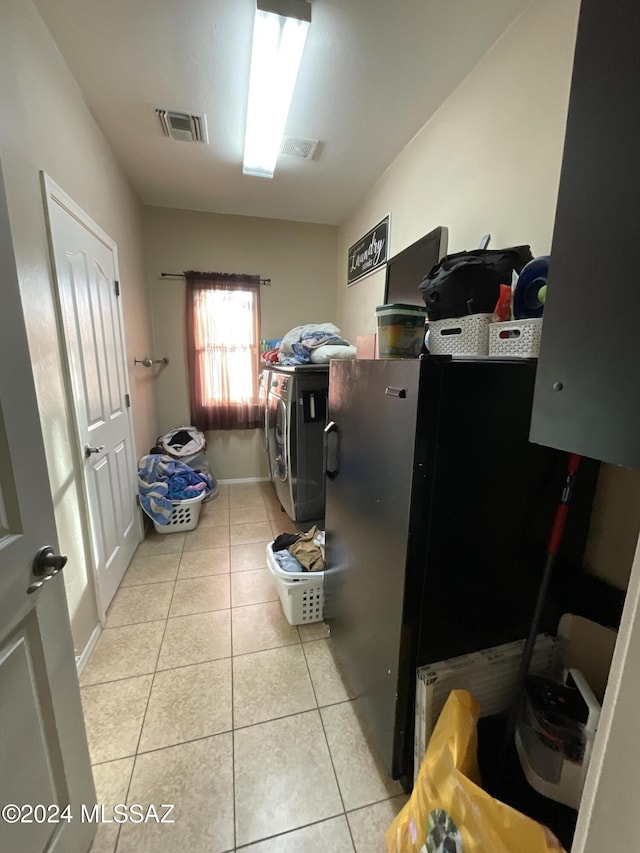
[{"xmin": 347, "ymin": 215, "xmax": 390, "ymax": 286}]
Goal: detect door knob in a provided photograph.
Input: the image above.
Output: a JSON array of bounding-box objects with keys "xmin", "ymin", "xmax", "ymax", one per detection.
[
  {"xmin": 84, "ymin": 443, "xmax": 105, "ymax": 458},
  {"xmin": 27, "ymin": 547, "xmax": 68, "ymax": 595},
  {"xmin": 33, "ymin": 546, "xmax": 68, "ymax": 576}
]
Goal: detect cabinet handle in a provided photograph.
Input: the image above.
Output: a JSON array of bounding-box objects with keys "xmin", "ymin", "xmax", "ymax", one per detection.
[
  {"xmin": 324, "ymin": 421, "xmax": 339, "ymax": 479},
  {"xmin": 385, "ymin": 386, "xmax": 407, "ymax": 398}
]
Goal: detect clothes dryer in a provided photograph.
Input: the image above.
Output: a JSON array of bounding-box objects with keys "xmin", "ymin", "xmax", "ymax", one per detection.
[
  {"xmin": 258, "ymin": 368, "xmax": 271, "ymax": 479},
  {"xmin": 267, "ymin": 366, "xmax": 328, "ymax": 524}
]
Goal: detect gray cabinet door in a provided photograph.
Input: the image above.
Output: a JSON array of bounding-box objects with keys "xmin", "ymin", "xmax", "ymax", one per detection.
[{"xmin": 530, "ymin": 0, "xmax": 640, "ymax": 468}]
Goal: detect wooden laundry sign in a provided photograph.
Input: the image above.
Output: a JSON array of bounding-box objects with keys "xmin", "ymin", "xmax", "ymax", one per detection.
[{"xmin": 347, "ymin": 215, "xmax": 390, "ymax": 286}]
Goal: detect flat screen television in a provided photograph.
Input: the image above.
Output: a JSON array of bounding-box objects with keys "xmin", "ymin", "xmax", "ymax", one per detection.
[{"xmin": 384, "ymin": 226, "xmax": 448, "ymax": 307}]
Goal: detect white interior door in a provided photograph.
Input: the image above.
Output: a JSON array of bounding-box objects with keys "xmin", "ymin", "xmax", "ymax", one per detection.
[
  {"xmin": 0, "ymin": 162, "xmax": 96, "ymax": 851},
  {"xmin": 42, "ymin": 176, "xmax": 140, "ymax": 614}
]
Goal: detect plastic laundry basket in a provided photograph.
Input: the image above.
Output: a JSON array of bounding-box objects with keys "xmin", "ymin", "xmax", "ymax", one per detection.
[
  {"xmin": 152, "ymin": 491, "xmax": 206, "ymax": 534},
  {"xmin": 266, "ymin": 543, "xmax": 324, "ymax": 625}
]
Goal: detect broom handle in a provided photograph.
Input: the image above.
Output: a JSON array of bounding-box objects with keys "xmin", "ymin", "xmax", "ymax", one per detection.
[{"xmin": 503, "ymin": 452, "xmax": 582, "ymax": 754}]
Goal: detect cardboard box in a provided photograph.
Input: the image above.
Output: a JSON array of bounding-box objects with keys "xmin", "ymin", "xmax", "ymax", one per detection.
[
  {"xmin": 557, "ymin": 613, "xmax": 617, "ymax": 703},
  {"xmin": 414, "ymin": 616, "xmax": 618, "ymax": 778},
  {"xmin": 356, "ymin": 333, "xmax": 377, "ymax": 359},
  {"xmin": 414, "ymin": 634, "xmax": 559, "ymax": 780}
]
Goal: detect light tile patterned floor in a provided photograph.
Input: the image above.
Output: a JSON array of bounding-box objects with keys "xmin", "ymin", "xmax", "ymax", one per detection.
[{"xmin": 82, "ymin": 481, "xmax": 407, "ymax": 852}]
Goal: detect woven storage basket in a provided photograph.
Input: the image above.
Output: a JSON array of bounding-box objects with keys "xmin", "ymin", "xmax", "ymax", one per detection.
[
  {"xmin": 428, "ymin": 313, "xmax": 495, "ymax": 356},
  {"xmin": 488, "ymin": 318, "xmax": 543, "ymax": 359},
  {"xmin": 266, "ymin": 542, "xmax": 324, "ymax": 625}
]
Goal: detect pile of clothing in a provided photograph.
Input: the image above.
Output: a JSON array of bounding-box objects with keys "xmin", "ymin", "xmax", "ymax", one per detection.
[
  {"xmin": 138, "ymin": 454, "xmax": 214, "ymax": 525},
  {"xmin": 263, "ymin": 323, "xmax": 356, "ymax": 366},
  {"xmin": 151, "ymin": 425, "xmax": 218, "ymax": 502},
  {"xmin": 272, "ymin": 526, "xmax": 325, "ymax": 573}
]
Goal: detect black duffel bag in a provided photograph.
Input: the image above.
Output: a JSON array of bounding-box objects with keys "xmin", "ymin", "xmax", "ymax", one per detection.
[{"xmin": 419, "ymin": 245, "xmax": 533, "ymax": 320}]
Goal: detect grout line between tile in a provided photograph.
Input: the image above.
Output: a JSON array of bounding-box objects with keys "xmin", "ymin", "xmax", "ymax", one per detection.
[
  {"xmin": 95, "ymin": 617, "xmax": 168, "ymax": 634},
  {"xmin": 106, "ymin": 613, "xmax": 173, "ymax": 629},
  {"xmin": 109, "ymin": 591, "xmax": 175, "ymax": 848},
  {"xmin": 182, "ymin": 542, "xmax": 231, "ymax": 554},
  {"xmin": 230, "ymin": 596, "xmax": 277, "ymax": 610},
  {"xmin": 91, "ymin": 753, "xmax": 136, "ymax": 768},
  {"xmin": 132, "ymin": 727, "xmax": 234, "ymax": 758},
  {"xmin": 95, "ymin": 495, "xmax": 308, "ymax": 850},
  {"xmin": 229, "ymin": 566, "xmax": 269, "ymax": 574},
  {"xmin": 131, "ymin": 533, "xmax": 185, "ymax": 754},
  {"xmin": 85, "ymin": 679, "xmax": 352, "ymax": 728},
  {"xmin": 82, "ymin": 648, "xmax": 235, "ymax": 687},
  {"xmin": 111, "ymin": 535, "xmax": 186, "ymax": 850},
  {"xmin": 344, "ymin": 791, "xmax": 409, "ymax": 817},
  {"xmin": 229, "ymin": 519, "xmax": 238, "ymax": 852},
  {"xmin": 233, "ymin": 812, "xmax": 352, "ymax": 851},
  {"xmin": 119, "ymin": 575, "xmax": 180, "ymax": 589},
  {"xmin": 232, "ymin": 704, "xmax": 321, "ymax": 734},
  {"xmin": 300, "ymin": 642, "xmax": 351, "ymax": 833}
]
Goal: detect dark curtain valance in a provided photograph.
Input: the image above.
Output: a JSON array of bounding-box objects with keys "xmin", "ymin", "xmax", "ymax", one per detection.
[{"xmin": 184, "ymin": 271, "xmax": 261, "ymax": 289}]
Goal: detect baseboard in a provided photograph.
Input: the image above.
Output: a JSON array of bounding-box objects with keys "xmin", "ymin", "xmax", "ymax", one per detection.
[
  {"xmin": 75, "ymin": 623, "xmax": 102, "ymax": 676},
  {"xmin": 217, "ymin": 477, "xmax": 271, "ymax": 484}
]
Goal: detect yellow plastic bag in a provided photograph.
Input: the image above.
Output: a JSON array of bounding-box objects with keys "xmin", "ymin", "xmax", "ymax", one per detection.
[{"xmin": 386, "ymin": 690, "xmax": 565, "ymax": 853}]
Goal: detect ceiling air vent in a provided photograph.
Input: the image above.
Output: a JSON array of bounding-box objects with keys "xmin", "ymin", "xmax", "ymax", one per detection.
[
  {"xmin": 156, "ymin": 109, "xmax": 209, "ymax": 144},
  {"xmin": 281, "ymin": 135, "xmax": 319, "ymax": 161}
]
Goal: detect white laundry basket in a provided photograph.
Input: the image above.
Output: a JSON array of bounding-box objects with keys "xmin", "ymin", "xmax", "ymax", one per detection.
[
  {"xmin": 266, "ymin": 543, "xmax": 324, "ymax": 625},
  {"xmin": 152, "ymin": 491, "xmax": 206, "ymax": 534}
]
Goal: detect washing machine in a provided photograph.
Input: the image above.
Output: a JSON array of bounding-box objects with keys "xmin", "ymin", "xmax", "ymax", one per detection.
[
  {"xmin": 267, "ymin": 365, "xmax": 328, "ymax": 524},
  {"xmin": 258, "ymin": 367, "xmax": 271, "ymax": 479}
]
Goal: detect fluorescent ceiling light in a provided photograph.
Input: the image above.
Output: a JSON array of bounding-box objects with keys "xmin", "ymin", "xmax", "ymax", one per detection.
[{"xmin": 243, "ymin": 0, "xmax": 311, "ymax": 179}]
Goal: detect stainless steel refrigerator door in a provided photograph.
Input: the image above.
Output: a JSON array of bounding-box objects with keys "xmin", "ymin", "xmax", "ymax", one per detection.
[{"xmin": 324, "ymin": 359, "xmax": 421, "ymax": 777}]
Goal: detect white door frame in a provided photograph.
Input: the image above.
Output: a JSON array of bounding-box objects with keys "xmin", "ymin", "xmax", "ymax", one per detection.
[
  {"xmin": 40, "ymin": 173, "xmax": 141, "ymax": 625},
  {"xmin": 572, "ymin": 533, "xmax": 640, "ymax": 850}
]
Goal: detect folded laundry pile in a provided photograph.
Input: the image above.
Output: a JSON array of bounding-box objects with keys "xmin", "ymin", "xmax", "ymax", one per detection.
[
  {"xmin": 138, "ymin": 453, "xmax": 213, "ymax": 525},
  {"xmin": 272, "ymin": 526, "xmax": 325, "ymax": 573},
  {"xmin": 276, "ymin": 323, "xmax": 357, "ymax": 366}
]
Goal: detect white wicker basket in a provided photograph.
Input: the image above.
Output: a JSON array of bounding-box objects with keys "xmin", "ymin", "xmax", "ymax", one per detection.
[
  {"xmin": 488, "ymin": 318, "xmax": 543, "ymax": 359},
  {"xmin": 266, "ymin": 543, "xmax": 324, "ymax": 625},
  {"xmin": 152, "ymin": 491, "xmax": 206, "ymax": 534},
  {"xmin": 428, "ymin": 313, "xmax": 495, "ymax": 356}
]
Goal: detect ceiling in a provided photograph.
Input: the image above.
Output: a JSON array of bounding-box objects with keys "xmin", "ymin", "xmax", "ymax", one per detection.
[{"xmin": 34, "ymin": 0, "xmax": 529, "ymax": 225}]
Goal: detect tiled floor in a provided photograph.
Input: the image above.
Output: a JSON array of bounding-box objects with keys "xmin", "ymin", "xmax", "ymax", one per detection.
[{"xmin": 82, "ymin": 481, "xmax": 407, "ymax": 853}]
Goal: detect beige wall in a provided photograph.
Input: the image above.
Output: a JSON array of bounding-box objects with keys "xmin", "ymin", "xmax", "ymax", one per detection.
[
  {"xmin": 584, "ymin": 467, "xmax": 640, "ymax": 590},
  {"xmin": 336, "ymin": 0, "xmax": 581, "ymax": 342},
  {"xmin": 0, "ymin": 0, "xmax": 157, "ymax": 652},
  {"xmin": 335, "ymin": 0, "xmax": 640, "ymax": 592},
  {"xmin": 143, "ymin": 206, "xmax": 337, "ymax": 480}
]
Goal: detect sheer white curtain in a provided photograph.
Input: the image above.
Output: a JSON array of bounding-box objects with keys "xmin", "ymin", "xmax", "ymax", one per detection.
[{"xmin": 185, "ymin": 272, "xmax": 261, "ymax": 431}]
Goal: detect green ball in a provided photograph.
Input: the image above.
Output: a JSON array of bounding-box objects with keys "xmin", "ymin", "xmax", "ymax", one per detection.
[{"xmin": 537, "ymin": 284, "xmax": 547, "ymax": 304}]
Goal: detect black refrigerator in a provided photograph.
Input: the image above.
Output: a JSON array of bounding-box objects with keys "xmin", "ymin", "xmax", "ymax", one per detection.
[{"xmin": 324, "ymin": 357, "xmax": 597, "ymax": 789}]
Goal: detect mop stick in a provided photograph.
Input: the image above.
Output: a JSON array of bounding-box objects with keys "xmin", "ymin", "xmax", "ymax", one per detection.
[{"xmin": 502, "ymin": 452, "xmax": 582, "ymax": 758}]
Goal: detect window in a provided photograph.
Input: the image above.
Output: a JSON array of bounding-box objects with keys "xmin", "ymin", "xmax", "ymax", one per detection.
[{"xmin": 185, "ymin": 272, "xmax": 261, "ymax": 431}]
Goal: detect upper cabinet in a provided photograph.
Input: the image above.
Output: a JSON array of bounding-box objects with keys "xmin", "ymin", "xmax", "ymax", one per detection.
[{"xmin": 530, "ymin": 0, "xmax": 640, "ymax": 469}]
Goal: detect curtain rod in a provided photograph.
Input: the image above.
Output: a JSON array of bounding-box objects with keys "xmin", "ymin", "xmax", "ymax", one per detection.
[{"xmin": 161, "ymin": 272, "xmax": 271, "ymax": 286}]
